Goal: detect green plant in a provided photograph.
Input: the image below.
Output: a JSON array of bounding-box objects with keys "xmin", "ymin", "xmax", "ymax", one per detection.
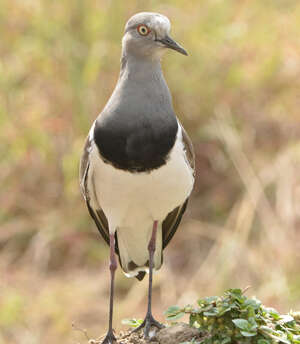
[
  {"xmin": 121, "ymin": 318, "xmax": 143, "ymax": 328},
  {"xmin": 165, "ymin": 289, "xmax": 300, "ymax": 344}
]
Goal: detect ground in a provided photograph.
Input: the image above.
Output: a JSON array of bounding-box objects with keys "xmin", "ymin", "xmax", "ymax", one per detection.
[{"xmin": 83, "ymin": 324, "xmax": 202, "ymax": 344}]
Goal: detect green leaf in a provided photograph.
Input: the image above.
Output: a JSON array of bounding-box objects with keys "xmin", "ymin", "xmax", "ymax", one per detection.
[
  {"xmin": 203, "ymin": 296, "xmax": 218, "ymax": 304},
  {"xmin": 279, "ymin": 315, "xmax": 294, "ymax": 324},
  {"xmin": 265, "ymin": 307, "xmax": 280, "ymax": 320},
  {"xmin": 165, "ymin": 305, "xmax": 181, "ymax": 315},
  {"xmin": 204, "ymin": 310, "xmax": 218, "ymax": 317},
  {"xmin": 189, "ymin": 313, "xmax": 198, "ymax": 327},
  {"xmin": 259, "ymin": 326, "xmax": 291, "ymax": 344},
  {"xmin": 166, "ymin": 312, "xmax": 185, "ymax": 321},
  {"xmin": 198, "ymin": 305, "xmax": 214, "ymax": 313},
  {"xmin": 218, "ymin": 307, "xmax": 232, "ymax": 316},
  {"xmin": 227, "ymin": 288, "xmax": 243, "ymax": 295},
  {"xmin": 232, "ymin": 318, "xmax": 250, "ymax": 330},
  {"xmin": 184, "ymin": 305, "xmax": 194, "ymax": 312},
  {"xmin": 248, "ymin": 317, "xmax": 258, "ymax": 330},
  {"xmin": 240, "ymin": 330, "xmax": 257, "ymax": 337},
  {"xmin": 121, "ymin": 318, "xmax": 143, "ymax": 328},
  {"xmin": 257, "ymin": 340, "xmax": 270, "ymax": 344},
  {"xmin": 243, "ymin": 298, "xmax": 261, "ymax": 309},
  {"xmin": 165, "ymin": 305, "xmax": 185, "ymax": 321},
  {"xmin": 227, "ymin": 289, "xmax": 245, "ymax": 303}
]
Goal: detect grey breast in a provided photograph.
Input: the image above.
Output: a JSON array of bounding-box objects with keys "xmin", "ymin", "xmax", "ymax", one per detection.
[{"xmin": 93, "ymin": 58, "xmax": 179, "ymax": 173}]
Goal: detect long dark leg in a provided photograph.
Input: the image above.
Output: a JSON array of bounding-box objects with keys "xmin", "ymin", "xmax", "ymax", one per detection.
[
  {"xmin": 101, "ymin": 234, "xmax": 117, "ymax": 344},
  {"xmin": 133, "ymin": 221, "xmax": 164, "ymax": 338}
]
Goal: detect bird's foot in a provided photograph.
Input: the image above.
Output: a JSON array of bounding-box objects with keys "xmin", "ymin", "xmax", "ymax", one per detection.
[
  {"xmin": 100, "ymin": 330, "xmax": 117, "ymax": 344},
  {"xmin": 132, "ymin": 312, "xmax": 164, "ymax": 339}
]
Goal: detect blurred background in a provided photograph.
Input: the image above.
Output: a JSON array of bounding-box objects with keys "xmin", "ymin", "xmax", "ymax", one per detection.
[{"xmin": 1, "ymin": 0, "xmax": 300, "ymax": 342}]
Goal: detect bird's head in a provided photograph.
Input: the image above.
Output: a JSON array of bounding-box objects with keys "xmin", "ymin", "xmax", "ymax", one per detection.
[{"xmin": 122, "ymin": 12, "xmax": 188, "ymax": 60}]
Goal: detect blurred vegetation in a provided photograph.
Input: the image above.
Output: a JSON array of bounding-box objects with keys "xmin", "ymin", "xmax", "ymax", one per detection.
[{"xmin": 0, "ymin": 0, "xmax": 300, "ymax": 343}]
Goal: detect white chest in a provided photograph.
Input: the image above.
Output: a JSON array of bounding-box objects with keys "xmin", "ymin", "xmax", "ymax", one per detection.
[{"xmin": 89, "ymin": 126, "xmax": 194, "ymax": 231}]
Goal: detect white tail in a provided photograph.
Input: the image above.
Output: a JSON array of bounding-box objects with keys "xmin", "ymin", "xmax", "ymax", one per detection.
[{"xmin": 116, "ymin": 222, "xmax": 163, "ymax": 277}]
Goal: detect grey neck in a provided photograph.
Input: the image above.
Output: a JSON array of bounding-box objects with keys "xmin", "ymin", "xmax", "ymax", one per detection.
[
  {"xmin": 120, "ymin": 52, "xmax": 162, "ymax": 80},
  {"xmin": 117, "ymin": 52, "xmax": 172, "ymax": 109}
]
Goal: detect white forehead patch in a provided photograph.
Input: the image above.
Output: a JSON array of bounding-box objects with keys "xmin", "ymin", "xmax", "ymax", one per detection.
[
  {"xmin": 149, "ymin": 14, "xmax": 171, "ymax": 35},
  {"xmin": 125, "ymin": 12, "xmax": 171, "ymax": 36}
]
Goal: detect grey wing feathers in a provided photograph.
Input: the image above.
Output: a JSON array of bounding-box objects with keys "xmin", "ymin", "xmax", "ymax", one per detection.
[
  {"xmin": 162, "ymin": 199, "xmax": 188, "ymax": 248},
  {"xmin": 79, "ymin": 135, "xmax": 112, "ymax": 248},
  {"xmin": 162, "ymin": 123, "xmax": 195, "ymax": 249},
  {"xmin": 181, "ymin": 124, "xmax": 195, "ymax": 177},
  {"xmin": 79, "ymin": 135, "xmax": 91, "ymax": 199}
]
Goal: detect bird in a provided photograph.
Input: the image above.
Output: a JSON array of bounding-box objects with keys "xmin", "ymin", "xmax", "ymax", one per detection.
[{"xmin": 79, "ymin": 12, "xmax": 195, "ymax": 344}]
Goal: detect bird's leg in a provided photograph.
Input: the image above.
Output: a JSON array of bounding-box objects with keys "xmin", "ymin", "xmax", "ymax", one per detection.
[
  {"xmin": 132, "ymin": 221, "xmax": 164, "ymax": 338},
  {"xmin": 101, "ymin": 234, "xmax": 117, "ymax": 344}
]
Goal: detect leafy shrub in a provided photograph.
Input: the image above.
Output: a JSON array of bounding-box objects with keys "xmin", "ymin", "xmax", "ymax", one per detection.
[{"xmin": 165, "ymin": 289, "xmax": 300, "ymax": 344}]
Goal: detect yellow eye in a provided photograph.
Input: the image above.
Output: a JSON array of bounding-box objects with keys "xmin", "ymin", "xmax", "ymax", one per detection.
[{"xmin": 137, "ymin": 24, "xmax": 150, "ymax": 36}]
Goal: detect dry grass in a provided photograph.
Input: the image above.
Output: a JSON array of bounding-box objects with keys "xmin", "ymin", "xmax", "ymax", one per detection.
[{"xmin": 0, "ymin": 0, "xmax": 300, "ymax": 343}]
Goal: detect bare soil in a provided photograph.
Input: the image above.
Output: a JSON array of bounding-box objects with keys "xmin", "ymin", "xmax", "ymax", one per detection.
[{"xmin": 88, "ymin": 323, "xmax": 203, "ymax": 344}]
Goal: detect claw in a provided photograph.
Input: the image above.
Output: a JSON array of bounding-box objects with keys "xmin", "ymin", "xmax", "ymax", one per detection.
[
  {"xmin": 100, "ymin": 330, "xmax": 117, "ymax": 344},
  {"xmin": 132, "ymin": 313, "xmax": 164, "ymax": 338}
]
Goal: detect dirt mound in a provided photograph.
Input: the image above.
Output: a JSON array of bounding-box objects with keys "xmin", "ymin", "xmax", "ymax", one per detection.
[{"xmin": 88, "ymin": 323, "xmax": 202, "ymax": 344}]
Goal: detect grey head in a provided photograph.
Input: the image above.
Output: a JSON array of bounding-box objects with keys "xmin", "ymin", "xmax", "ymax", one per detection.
[{"xmin": 122, "ymin": 12, "xmax": 187, "ymax": 60}]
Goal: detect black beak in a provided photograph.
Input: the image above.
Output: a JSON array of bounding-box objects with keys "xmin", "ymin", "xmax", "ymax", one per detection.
[{"xmin": 156, "ymin": 35, "xmax": 188, "ymax": 56}]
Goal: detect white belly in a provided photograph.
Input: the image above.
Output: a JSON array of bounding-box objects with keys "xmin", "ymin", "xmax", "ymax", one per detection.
[{"xmin": 89, "ymin": 126, "xmax": 194, "ymax": 232}]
